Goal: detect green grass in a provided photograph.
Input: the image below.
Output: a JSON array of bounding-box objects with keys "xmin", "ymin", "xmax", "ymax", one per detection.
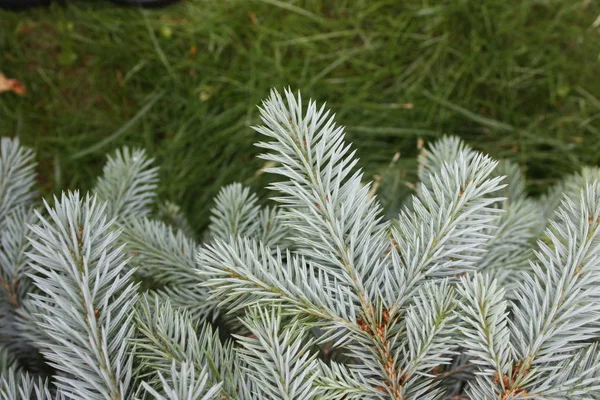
[{"xmin": 1, "ymin": 0, "xmax": 599, "ymax": 232}]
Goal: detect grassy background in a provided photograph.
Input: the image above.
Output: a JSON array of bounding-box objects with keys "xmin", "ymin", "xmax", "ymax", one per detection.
[{"xmin": 1, "ymin": 0, "xmax": 599, "ymax": 232}]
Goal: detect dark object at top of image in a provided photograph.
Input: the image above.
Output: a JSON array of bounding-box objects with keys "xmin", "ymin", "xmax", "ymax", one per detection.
[
  {"xmin": 0, "ymin": 0, "xmax": 180, "ymax": 10},
  {"xmin": 0, "ymin": 0, "xmax": 50, "ymax": 10},
  {"xmin": 109, "ymin": 0, "xmax": 180, "ymax": 8}
]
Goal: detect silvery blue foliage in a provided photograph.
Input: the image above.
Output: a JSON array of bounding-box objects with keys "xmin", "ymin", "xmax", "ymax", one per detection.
[
  {"xmin": 27, "ymin": 192, "xmax": 139, "ymax": 399},
  {"xmin": 1, "ymin": 90, "xmax": 599, "ymax": 399}
]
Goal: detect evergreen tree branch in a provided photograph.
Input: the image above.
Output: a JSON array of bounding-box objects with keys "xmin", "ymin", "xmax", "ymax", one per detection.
[
  {"xmin": 253, "ymin": 89, "xmax": 490, "ymax": 399},
  {"xmin": 254, "ymin": 88, "xmax": 390, "ymax": 298},
  {"xmin": 209, "ymin": 183, "xmax": 261, "ymax": 241},
  {"xmin": 199, "ymin": 236, "xmax": 356, "ymax": 330},
  {"xmin": 120, "ymin": 217, "xmax": 214, "ymax": 320},
  {"xmin": 0, "ymin": 367, "xmax": 62, "ymax": 400},
  {"xmin": 255, "ymin": 88, "xmax": 400, "ymax": 396},
  {"xmin": 0, "ymin": 138, "xmax": 37, "ymax": 230},
  {"xmin": 457, "ymin": 273, "xmax": 514, "ymax": 398},
  {"xmin": 256, "ymin": 206, "xmax": 290, "ymax": 249},
  {"xmin": 506, "ymin": 183, "xmax": 600, "ymax": 395},
  {"xmin": 417, "ymin": 136, "xmax": 476, "ymax": 194},
  {"xmin": 94, "ymin": 148, "xmax": 159, "ymax": 220},
  {"xmin": 478, "ymin": 198, "xmax": 543, "ymax": 291},
  {"xmin": 0, "ymin": 207, "xmax": 43, "ymax": 368},
  {"xmin": 494, "ymin": 160, "xmax": 527, "ymax": 205},
  {"xmin": 235, "ymin": 306, "xmax": 320, "ymax": 400},
  {"xmin": 0, "ymin": 346, "xmax": 18, "ymax": 375},
  {"xmin": 27, "ymin": 192, "xmax": 138, "ymax": 400},
  {"xmin": 398, "ymin": 280, "xmax": 457, "ymax": 396},
  {"xmin": 530, "ymin": 342, "xmax": 600, "ymax": 399},
  {"xmin": 141, "ymin": 362, "xmax": 222, "ymax": 400},
  {"xmin": 316, "ymin": 360, "xmax": 386, "ymax": 400},
  {"xmin": 134, "ymin": 295, "xmax": 248, "ymax": 400},
  {"xmin": 209, "ymin": 183, "xmax": 289, "ymax": 248},
  {"xmin": 0, "ymin": 207, "xmax": 37, "ymax": 308},
  {"xmin": 540, "ymin": 166, "xmax": 600, "ymax": 223},
  {"xmin": 388, "ymin": 152, "xmax": 505, "ymax": 312}
]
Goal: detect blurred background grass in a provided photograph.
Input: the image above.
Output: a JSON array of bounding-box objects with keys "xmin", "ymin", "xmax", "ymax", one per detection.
[{"xmin": 1, "ymin": 0, "xmax": 599, "ymax": 231}]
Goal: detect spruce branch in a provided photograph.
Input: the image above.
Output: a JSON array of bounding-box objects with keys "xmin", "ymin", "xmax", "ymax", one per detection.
[
  {"xmin": 540, "ymin": 166, "xmax": 600, "ymax": 223},
  {"xmin": 209, "ymin": 183, "xmax": 289, "ymax": 248},
  {"xmin": 0, "ymin": 138, "xmax": 41, "ymax": 370},
  {"xmin": 3, "ymin": 93, "xmax": 599, "ymax": 400},
  {"xmin": 12, "ymin": 298, "xmax": 52, "ymax": 360},
  {"xmin": 478, "ymin": 198, "xmax": 543, "ymax": 290},
  {"xmin": 316, "ymin": 360, "xmax": 385, "ymax": 400},
  {"xmin": 141, "ymin": 362, "xmax": 222, "ymax": 400},
  {"xmin": 417, "ymin": 136, "xmax": 476, "ymax": 194},
  {"xmin": 418, "ymin": 136, "xmax": 525, "ymax": 204},
  {"xmin": 134, "ymin": 295, "xmax": 248, "ymax": 400},
  {"xmin": 0, "ymin": 137, "xmax": 37, "ymax": 230},
  {"xmin": 121, "ymin": 217, "xmax": 197, "ymax": 286},
  {"xmin": 456, "ymin": 273, "xmax": 513, "ymax": 398},
  {"xmin": 0, "ymin": 207, "xmax": 47, "ymax": 372},
  {"xmin": 235, "ymin": 306, "xmax": 320, "ymax": 400},
  {"xmin": 254, "ymin": 89, "xmax": 399, "ymax": 396},
  {"xmin": 94, "ymin": 147, "xmax": 159, "ymax": 220},
  {"xmin": 462, "ymin": 183, "xmax": 600, "ymax": 398},
  {"xmin": 26, "ymin": 192, "xmax": 138, "ymax": 400},
  {"xmin": 256, "ymin": 206, "xmax": 290, "ymax": 249},
  {"xmin": 254, "ymin": 88, "xmax": 390, "ymax": 296},
  {"xmin": 199, "ymin": 236, "xmax": 354, "ymax": 327},
  {"xmin": 505, "ymin": 182, "xmax": 600, "ymax": 395},
  {"xmin": 120, "ymin": 217, "xmax": 214, "ymax": 320},
  {"xmin": 386, "ymin": 149, "xmax": 504, "ymax": 399},
  {"xmin": 0, "ymin": 207, "xmax": 37, "ymax": 309},
  {"xmin": 250, "ymin": 89, "xmax": 487, "ymax": 399},
  {"xmin": 209, "ymin": 183, "xmax": 261, "ymax": 241},
  {"xmin": 494, "ymin": 160, "xmax": 527, "ymax": 204},
  {"xmin": 388, "ymin": 151, "xmax": 505, "ymax": 311},
  {"xmin": 0, "ymin": 367, "xmax": 61, "ymax": 400},
  {"xmin": 417, "ymin": 136, "xmax": 542, "ymax": 291},
  {"xmin": 529, "ymin": 342, "xmax": 600, "ymax": 399},
  {"xmin": 0, "ymin": 347, "xmax": 18, "ymax": 375},
  {"xmin": 399, "ymin": 280, "xmax": 457, "ymax": 395}
]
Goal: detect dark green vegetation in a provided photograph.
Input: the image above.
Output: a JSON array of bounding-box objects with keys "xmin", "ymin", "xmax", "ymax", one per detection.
[{"xmin": 1, "ymin": 0, "xmax": 599, "ymax": 232}]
